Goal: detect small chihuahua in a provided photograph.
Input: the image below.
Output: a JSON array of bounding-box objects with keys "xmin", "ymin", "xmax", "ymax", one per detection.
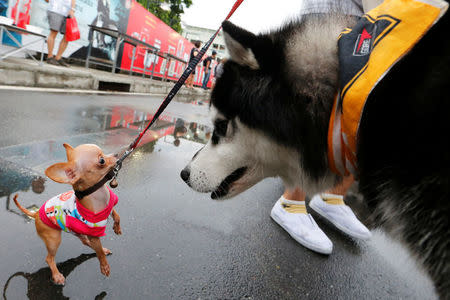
[{"xmin": 14, "ymin": 143, "xmax": 122, "ymax": 285}]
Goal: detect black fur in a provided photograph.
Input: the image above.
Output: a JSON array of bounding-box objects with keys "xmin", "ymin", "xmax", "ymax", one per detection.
[
  {"xmin": 211, "ymin": 167, "xmax": 248, "ymax": 199},
  {"xmin": 211, "ymin": 119, "xmax": 229, "ymax": 145},
  {"xmin": 222, "ymin": 21, "xmax": 280, "ymax": 71},
  {"xmin": 213, "ymin": 10, "xmax": 449, "ymax": 299},
  {"xmin": 214, "ymin": 17, "xmax": 347, "ymax": 181},
  {"xmin": 357, "ymin": 8, "xmax": 450, "ymax": 297}
]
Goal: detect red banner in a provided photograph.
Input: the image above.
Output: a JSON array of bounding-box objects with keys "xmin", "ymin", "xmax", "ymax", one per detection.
[{"xmin": 121, "ymin": 1, "xmax": 205, "ymax": 85}]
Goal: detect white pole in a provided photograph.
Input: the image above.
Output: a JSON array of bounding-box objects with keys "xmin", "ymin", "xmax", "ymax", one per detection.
[{"xmin": 14, "ymin": 0, "xmax": 22, "ymax": 26}]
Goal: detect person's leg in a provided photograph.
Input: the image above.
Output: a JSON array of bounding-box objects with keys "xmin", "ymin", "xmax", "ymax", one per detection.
[
  {"xmin": 190, "ymin": 74, "xmax": 195, "ymax": 87},
  {"xmin": 309, "ymin": 175, "xmax": 372, "ymax": 239},
  {"xmin": 206, "ymin": 71, "xmax": 211, "ymax": 88},
  {"xmin": 186, "ymin": 74, "xmax": 193, "ymax": 87},
  {"xmin": 50, "ymin": 15, "xmax": 70, "ymax": 67},
  {"xmin": 283, "ymin": 187, "xmax": 306, "ymax": 201},
  {"xmin": 55, "ymin": 36, "xmax": 68, "ymax": 60},
  {"xmin": 328, "ymin": 174, "xmax": 354, "ymax": 195},
  {"xmin": 271, "ymin": 186, "xmax": 333, "ymax": 254},
  {"xmin": 201, "ymin": 71, "xmax": 205, "ymax": 88},
  {"xmin": 47, "ymin": 11, "xmax": 66, "ymax": 65},
  {"xmin": 202, "ymin": 70, "xmax": 210, "ymax": 88},
  {"xmin": 185, "ymin": 74, "xmax": 190, "ymax": 87},
  {"xmin": 47, "ymin": 30, "xmax": 58, "ymax": 58}
]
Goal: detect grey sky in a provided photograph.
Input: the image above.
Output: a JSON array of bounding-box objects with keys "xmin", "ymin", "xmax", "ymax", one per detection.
[{"xmin": 182, "ymin": 0, "xmax": 305, "ymax": 34}]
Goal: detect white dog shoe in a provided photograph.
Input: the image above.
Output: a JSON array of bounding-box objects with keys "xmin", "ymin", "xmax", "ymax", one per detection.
[
  {"xmin": 309, "ymin": 193, "xmax": 372, "ymax": 240},
  {"xmin": 271, "ymin": 197, "xmax": 333, "ymax": 255}
]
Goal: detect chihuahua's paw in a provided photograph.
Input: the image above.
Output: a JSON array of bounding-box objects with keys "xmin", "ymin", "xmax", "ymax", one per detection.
[
  {"xmin": 51, "ymin": 272, "xmax": 66, "ymax": 285},
  {"xmin": 103, "ymin": 247, "xmax": 112, "ymax": 256},
  {"xmin": 100, "ymin": 262, "xmax": 110, "ymax": 277},
  {"xmin": 113, "ymin": 222, "xmax": 122, "ymax": 235}
]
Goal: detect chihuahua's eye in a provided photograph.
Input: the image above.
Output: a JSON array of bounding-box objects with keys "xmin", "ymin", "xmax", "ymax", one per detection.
[{"xmin": 99, "ymin": 157, "xmax": 105, "ymax": 165}]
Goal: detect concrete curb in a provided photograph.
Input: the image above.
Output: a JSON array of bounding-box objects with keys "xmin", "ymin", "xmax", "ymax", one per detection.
[{"xmin": 0, "ymin": 57, "xmax": 211, "ymax": 103}]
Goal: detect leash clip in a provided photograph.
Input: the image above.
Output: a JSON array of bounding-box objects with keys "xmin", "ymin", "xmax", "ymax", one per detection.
[
  {"xmin": 109, "ymin": 148, "xmax": 133, "ymax": 189},
  {"xmin": 109, "ymin": 161, "xmax": 122, "ymax": 189}
]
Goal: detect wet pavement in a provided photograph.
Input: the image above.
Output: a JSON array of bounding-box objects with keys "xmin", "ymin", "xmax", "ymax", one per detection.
[{"xmin": 0, "ymin": 89, "xmax": 437, "ymax": 299}]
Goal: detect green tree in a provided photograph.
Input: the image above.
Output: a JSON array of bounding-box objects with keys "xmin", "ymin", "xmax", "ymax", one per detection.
[{"xmin": 137, "ymin": 0, "xmax": 193, "ymax": 33}]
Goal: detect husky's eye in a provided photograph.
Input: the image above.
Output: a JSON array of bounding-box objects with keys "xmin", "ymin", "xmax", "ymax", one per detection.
[
  {"xmin": 211, "ymin": 119, "xmax": 228, "ymax": 145},
  {"xmin": 215, "ymin": 120, "xmax": 228, "ymax": 136},
  {"xmin": 99, "ymin": 157, "xmax": 105, "ymax": 165}
]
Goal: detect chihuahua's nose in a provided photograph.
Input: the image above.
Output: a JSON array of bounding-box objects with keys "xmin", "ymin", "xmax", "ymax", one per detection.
[
  {"xmin": 180, "ymin": 168, "xmax": 190, "ymax": 182},
  {"xmin": 114, "ymin": 153, "xmax": 119, "ymax": 158}
]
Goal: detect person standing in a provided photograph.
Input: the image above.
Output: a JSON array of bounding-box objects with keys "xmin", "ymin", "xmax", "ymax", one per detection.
[
  {"xmin": 211, "ymin": 57, "xmax": 226, "ymax": 89},
  {"xmin": 186, "ymin": 41, "xmax": 201, "ymax": 88},
  {"xmin": 45, "ymin": 0, "xmax": 76, "ymax": 67},
  {"xmin": 201, "ymin": 50, "xmax": 217, "ymax": 90}
]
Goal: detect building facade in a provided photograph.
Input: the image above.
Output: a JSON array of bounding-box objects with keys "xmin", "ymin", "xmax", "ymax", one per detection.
[{"xmin": 182, "ymin": 23, "xmax": 228, "ymax": 59}]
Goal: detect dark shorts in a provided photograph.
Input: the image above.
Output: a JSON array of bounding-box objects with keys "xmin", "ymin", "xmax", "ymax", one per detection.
[{"xmin": 47, "ymin": 11, "xmax": 66, "ymax": 34}]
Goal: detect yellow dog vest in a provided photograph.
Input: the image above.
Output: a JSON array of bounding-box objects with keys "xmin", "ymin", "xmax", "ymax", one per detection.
[{"xmin": 328, "ymin": 0, "xmax": 448, "ymax": 177}]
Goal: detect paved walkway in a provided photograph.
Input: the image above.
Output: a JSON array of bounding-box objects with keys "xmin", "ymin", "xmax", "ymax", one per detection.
[{"xmin": 0, "ymin": 90, "xmax": 437, "ymax": 299}]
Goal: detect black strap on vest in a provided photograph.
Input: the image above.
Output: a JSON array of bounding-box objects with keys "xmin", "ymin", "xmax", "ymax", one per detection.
[{"xmin": 74, "ymin": 168, "xmax": 115, "ymax": 200}]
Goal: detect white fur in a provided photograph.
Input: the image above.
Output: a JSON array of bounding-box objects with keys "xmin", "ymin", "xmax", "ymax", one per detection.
[
  {"xmin": 185, "ymin": 109, "xmax": 337, "ymax": 199},
  {"xmin": 285, "ymin": 16, "xmax": 357, "ymax": 100}
]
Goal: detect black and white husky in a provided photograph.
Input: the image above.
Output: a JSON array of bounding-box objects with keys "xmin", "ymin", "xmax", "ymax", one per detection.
[{"xmin": 181, "ymin": 8, "xmax": 449, "ymax": 298}]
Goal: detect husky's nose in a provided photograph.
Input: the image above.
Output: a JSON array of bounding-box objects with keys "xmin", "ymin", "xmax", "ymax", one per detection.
[{"xmin": 180, "ymin": 168, "xmax": 190, "ymax": 182}]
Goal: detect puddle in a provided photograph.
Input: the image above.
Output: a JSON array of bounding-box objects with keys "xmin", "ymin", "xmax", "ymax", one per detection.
[{"xmin": 0, "ymin": 103, "xmax": 211, "ymax": 212}]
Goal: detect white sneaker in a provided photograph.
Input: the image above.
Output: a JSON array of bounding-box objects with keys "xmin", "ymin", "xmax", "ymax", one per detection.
[
  {"xmin": 270, "ymin": 196, "xmax": 333, "ymax": 255},
  {"xmin": 309, "ymin": 193, "xmax": 372, "ymax": 240}
]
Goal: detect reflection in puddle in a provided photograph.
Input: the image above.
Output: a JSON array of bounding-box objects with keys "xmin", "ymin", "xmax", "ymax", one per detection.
[
  {"xmin": 189, "ymin": 99, "xmax": 207, "ymax": 106},
  {"xmin": 0, "ymin": 104, "xmax": 211, "ymax": 163},
  {"xmin": 75, "ymin": 104, "xmax": 210, "ymax": 134},
  {"xmin": 2, "ymin": 253, "xmax": 103, "ymax": 300},
  {"xmin": 0, "ymin": 159, "xmax": 46, "ymax": 219},
  {"xmin": 171, "ymin": 118, "xmax": 211, "ymax": 147},
  {"xmin": 0, "ymin": 104, "xmax": 211, "ymax": 219}
]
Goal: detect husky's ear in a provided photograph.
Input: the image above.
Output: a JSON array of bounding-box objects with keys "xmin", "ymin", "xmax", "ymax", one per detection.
[{"xmin": 222, "ymin": 21, "xmax": 274, "ymax": 70}]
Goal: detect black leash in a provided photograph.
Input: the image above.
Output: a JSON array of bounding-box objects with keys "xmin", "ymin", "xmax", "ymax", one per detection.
[{"xmin": 74, "ymin": 0, "xmax": 245, "ymax": 199}]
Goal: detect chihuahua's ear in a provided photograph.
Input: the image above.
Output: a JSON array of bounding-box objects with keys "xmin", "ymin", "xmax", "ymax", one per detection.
[
  {"xmin": 222, "ymin": 21, "xmax": 274, "ymax": 71},
  {"xmin": 45, "ymin": 162, "xmax": 80, "ymax": 185},
  {"xmin": 63, "ymin": 143, "xmax": 75, "ymax": 161}
]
